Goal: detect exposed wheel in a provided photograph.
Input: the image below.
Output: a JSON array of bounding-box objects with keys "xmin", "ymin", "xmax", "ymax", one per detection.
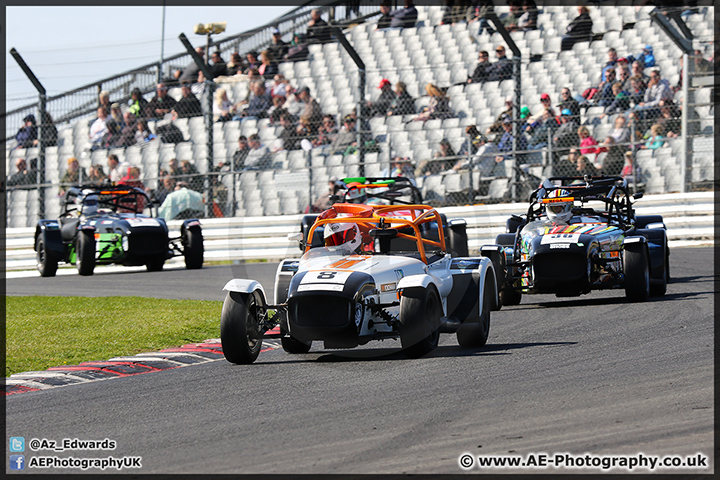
[
  {"xmin": 650, "ymin": 247, "xmax": 668, "ymax": 297},
  {"xmin": 220, "ymin": 291, "xmax": 264, "ymax": 364},
  {"xmin": 281, "ymin": 336, "xmax": 311, "ymax": 354},
  {"xmin": 36, "ymin": 237, "xmax": 58, "ymax": 277},
  {"xmin": 499, "ymin": 286, "xmax": 522, "ymax": 306},
  {"xmin": 448, "ymin": 224, "xmax": 469, "ymax": 257},
  {"xmin": 76, "ymin": 230, "xmax": 96, "ymax": 276},
  {"xmin": 183, "ymin": 227, "xmax": 204, "ymax": 269},
  {"xmin": 457, "ymin": 274, "xmax": 492, "ymax": 348},
  {"xmin": 399, "ymin": 286, "xmax": 441, "ymax": 358},
  {"xmin": 624, "ymin": 245, "xmax": 650, "ymax": 301},
  {"xmin": 146, "ymin": 258, "xmax": 165, "ymax": 272}
]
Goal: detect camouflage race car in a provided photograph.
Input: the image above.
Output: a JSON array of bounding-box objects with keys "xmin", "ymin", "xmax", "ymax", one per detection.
[
  {"xmin": 34, "ymin": 185, "xmax": 204, "ymax": 276},
  {"xmin": 495, "ymin": 175, "xmax": 669, "ymax": 304}
]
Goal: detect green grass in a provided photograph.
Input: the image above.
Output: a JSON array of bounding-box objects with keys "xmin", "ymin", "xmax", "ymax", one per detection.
[{"xmin": 6, "ymin": 296, "xmax": 223, "ymax": 377}]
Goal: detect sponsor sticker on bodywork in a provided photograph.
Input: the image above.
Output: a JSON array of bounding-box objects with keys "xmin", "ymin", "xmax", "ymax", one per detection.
[
  {"xmin": 126, "ymin": 218, "xmax": 160, "ymax": 227},
  {"xmin": 540, "ymin": 233, "xmax": 581, "ymax": 244},
  {"xmin": 300, "ymin": 270, "xmax": 353, "ymax": 285},
  {"xmin": 380, "ymin": 282, "xmax": 396, "ymax": 292}
]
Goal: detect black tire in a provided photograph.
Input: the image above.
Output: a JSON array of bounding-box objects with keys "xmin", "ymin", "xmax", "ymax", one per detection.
[
  {"xmin": 183, "ymin": 227, "xmax": 204, "ymax": 269},
  {"xmin": 499, "ymin": 287, "xmax": 522, "ymax": 306},
  {"xmin": 220, "ymin": 291, "xmax": 264, "ymax": 364},
  {"xmin": 650, "ymin": 246, "xmax": 668, "ymax": 297},
  {"xmin": 448, "ymin": 224, "xmax": 469, "ymax": 257},
  {"xmin": 146, "ymin": 258, "xmax": 165, "ymax": 272},
  {"xmin": 399, "ymin": 286, "xmax": 441, "ymax": 358},
  {"xmin": 456, "ymin": 274, "xmax": 492, "ymax": 348},
  {"xmin": 76, "ymin": 230, "xmax": 96, "ymax": 276},
  {"xmin": 281, "ymin": 336, "xmax": 312, "ymax": 354},
  {"xmin": 624, "ymin": 245, "xmax": 650, "ymax": 301},
  {"xmin": 36, "ymin": 237, "xmax": 58, "ymax": 277}
]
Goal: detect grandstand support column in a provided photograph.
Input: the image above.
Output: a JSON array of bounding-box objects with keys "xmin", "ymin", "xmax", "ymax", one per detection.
[
  {"xmin": 330, "ymin": 26, "xmax": 366, "ymax": 176},
  {"xmin": 10, "ymin": 48, "xmax": 47, "ymax": 219}
]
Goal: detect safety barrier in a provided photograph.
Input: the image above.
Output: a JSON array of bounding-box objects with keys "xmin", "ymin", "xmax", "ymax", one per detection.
[{"xmin": 5, "ymin": 192, "xmax": 713, "ymax": 271}]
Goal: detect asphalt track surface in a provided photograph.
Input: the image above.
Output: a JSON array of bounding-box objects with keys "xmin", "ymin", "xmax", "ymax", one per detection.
[{"xmin": 5, "ymin": 247, "xmax": 714, "ymax": 474}]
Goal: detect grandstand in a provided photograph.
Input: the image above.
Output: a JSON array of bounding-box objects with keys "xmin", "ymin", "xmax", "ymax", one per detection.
[{"xmin": 5, "ymin": 3, "xmax": 715, "ymax": 228}]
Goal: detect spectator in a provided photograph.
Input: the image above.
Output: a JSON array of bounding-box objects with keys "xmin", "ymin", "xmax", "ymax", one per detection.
[
  {"xmin": 14, "ymin": 114, "xmax": 37, "ymax": 149},
  {"xmin": 284, "ymin": 33, "xmax": 310, "ymax": 62},
  {"xmin": 153, "ymin": 175, "xmax": 176, "ymax": 205},
  {"xmin": 258, "ymin": 50, "xmax": 279, "ymax": 80},
  {"xmin": 274, "ymin": 112, "xmax": 302, "ymax": 152},
  {"xmin": 488, "ymin": 45, "xmax": 513, "ymax": 82},
  {"xmin": 145, "ymin": 83, "xmax": 177, "ymax": 120},
  {"xmin": 642, "ymin": 124, "xmax": 665, "ymax": 150},
  {"xmin": 209, "ymin": 50, "xmax": 227, "ymax": 79},
  {"xmin": 575, "ymin": 154, "xmax": 598, "ymax": 177},
  {"xmin": 486, "ymin": 96, "xmax": 514, "ymax": 137},
  {"xmin": 629, "ymin": 60, "xmax": 649, "ymax": 89},
  {"xmin": 616, "ymin": 64, "xmax": 631, "ymax": 91},
  {"xmin": 557, "ymin": 87, "xmax": 581, "ymax": 119},
  {"xmin": 270, "ymin": 74, "xmax": 291, "ymax": 98},
  {"xmin": 128, "ymin": 88, "xmax": 149, "ymax": 119},
  {"xmin": 597, "ymin": 137, "xmax": 624, "ymax": 175},
  {"xmin": 155, "ymin": 111, "xmax": 186, "ymax": 144},
  {"xmin": 7, "ymin": 158, "xmax": 34, "ymax": 187},
  {"xmin": 561, "ymin": 5, "xmax": 593, "ymax": 51},
  {"xmin": 441, "ymin": 0, "xmax": 472, "ymax": 25},
  {"xmin": 296, "ymin": 86, "xmax": 323, "ymax": 134},
  {"xmin": 39, "ymin": 111, "xmax": 58, "ymax": 147},
  {"xmin": 517, "ymin": 0, "xmax": 538, "ymax": 31},
  {"xmin": 527, "ymin": 108, "xmax": 558, "ymax": 150},
  {"xmin": 655, "ymin": 100, "xmax": 681, "ymax": 138},
  {"xmin": 539, "ymin": 92, "xmax": 552, "ymax": 111},
  {"xmin": 268, "ymin": 95, "xmax": 289, "ymax": 125},
  {"xmin": 692, "ymin": 49, "xmax": 713, "ymax": 73},
  {"xmin": 108, "ymin": 102, "xmax": 124, "ymax": 127},
  {"xmin": 177, "ymin": 160, "xmax": 203, "ymax": 193},
  {"xmin": 238, "ymin": 81, "xmax": 273, "ymax": 121},
  {"xmin": 458, "ymin": 124, "xmax": 489, "ymax": 157},
  {"xmin": 422, "ymin": 138, "xmax": 456, "ymax": 175},
  {"xmin": 577, "ymin": 125, "xmax": 598, "ymax": 156},
  {"xmin": 636, "ymin": 45, "xmax": 655, "ymax": 69},
  {"xmin": 179, "ymin": 47, "xmax": 205, "ymax": 83},
  {"xmin": 283, "ymin": 85, "xmax": 305, "ymax": 118},
  {"xmin": 60, "ymin": 157, "xmax": 86, "ymax": 196},
  {"xmin": 88, "ymin": 164, "xmax": 108, "ymax": 186},
  {"xmin": 97, "ymin": 90, "xmax": 112, "ymax": 117},
  {"xmin": 244, "ymin": 50, "xmax": 261, "ymax": 73},
  {"xmin": 368, "ymin": 78, "xmax": 395, "ymax": 117},
  {"xmin": 245, "ymin": 134, "xmax": 272, "ymax": 170},
  {"xmin": 609, "ymin": 115, "xmax": 631, "ymax": 145},
  {"xmin": 626, "ymin": 75, "xmax": 647, "ymax": 107},
  {"xmin": 414, "ymin": 83, "xmax": 453, "ymax": 122},
  {"xmin": 167, "ymin": 158, "xmax": 182, "ymax": 178},
  {"xmin": 231, "ymin": 135, "xmax": 250, "ymax": 171},
  {"xmin": 552, "ymin": 109, "xmax": 579, "ymax": 159},
  {"xmin": 191, "ymin": 70, "xmax": 207, "ymax": 99},
  {"xmin": 115, "ymin": 111, "xmax": 138, "ymax": 148},
  {"xmin": 134, "ymin": 119, "xmax": 156, "ymax": 144},
  {"xmin": 377, "ymin": 1, "xmax": 392, "ymax": 29},
  {"xmin": 314, "ymin": 114, "xmax": 338, "ymax": 147},
  {"xmin": 487, "ymin": 117, "xmax": 525, "ymax": 176},
  {"xmin": 601, "ymin": 48, "xmax": 618, "ymax": 82},
  {"xmin": 501, "ymin": 0, "xmax": 522, "ymax": 32},
  {"xmin": 310, "ymin": 176, "xmax": 342, "ymax": 212},
  {"xmin": 118, "ymin": 166, "xmax": 147, "ymax": 212},
  {"xmin": 102, "ymin": 115, "xmax": 125, "ymax": 150},
  {"xmin": 108, "ymin": 154, "xmax": 130, "ymax": 183},
  {"xmin": 89, "ymin": 107, "xmax": 109, "ymax": 150},
  {"xmin": 268, "ymin": 29, "xmax": 289, "ymax": 60},
  {"xmin": 554, "ymin": 147, "xmax": 577, "ymax": 176},
  {"xmin": 467, "ymin": 0, "xmax": 496, "ymax": 36},
  {"xmin": 158, "ymin": 181, "xmax": 205, "ymax": 220},
  {"xmin": 621, "ymin": 151, "xmax": 643, "ymax": 186},
  {"xmin": 467, "ymin": 50, "xmax": 492, "ymax": 84},
  {"xmin": 387, "ymin": 81, "xmax": 415, "ymax": 116},
  {"xmin": 214, "ymin": 88, "xmax": 235, "ymax": 122},
  {"xmin": 175, "ymin": 82, "xmax": 203, "ymax": 118},
  {"xmin": 389, "ymin": 0, "xmax": 418, "ymax": 29},
  {"xmin": 388, "ymin": 156, "xmax": 416, "ymax": 181},
  {"xmin": 595, "ymin": 67, "xmax": 617, "ymax": 107},
  {"xmin": 328, "ymin": 114, "xmax": 358, "ymax": 155},
  {"xmin": 631, "ymin": 67, "xmax": 673, "ymax": 125},
  {"xmin": 226, "ymin": 52, "xmax": 245, "ymax": 76},
  {"xmin": 601, "ymin": 82, "xmax": 631, "ymax": 117},
  {"xmin": 307, "ymin": 9, "xmax": 332, "ymax": 44}
]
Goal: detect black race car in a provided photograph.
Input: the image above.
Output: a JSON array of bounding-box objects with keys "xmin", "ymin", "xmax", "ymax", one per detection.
[
  {"xmin": 495, "ymin": 175, "xmax": 669, "ymax": 303},
  {"xmin": 34, "ymin": 185, "xmax": 204, "ymax": 276}
]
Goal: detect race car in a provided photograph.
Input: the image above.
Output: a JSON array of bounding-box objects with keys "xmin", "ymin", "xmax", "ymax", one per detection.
[
  {"xmin": 34, "ymin": 185, "xmax": 204, "ymax": 276},
  {"xmin": 495, "ymin": 175, "xmax": 669, "ymax": 304},
  {"xmin": 220, "ymin": 203, "xmax": 505, "ymax": 364}
]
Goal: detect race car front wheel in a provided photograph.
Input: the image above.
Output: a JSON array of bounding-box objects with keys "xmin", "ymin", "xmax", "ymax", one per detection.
[
  {"xmin": 281, "ymin": 336, "xmax": 311, "ymax": 354},
  {"xmin": 183, "ymin": 228, "xmax": 204, "ymax": 269},
  {"xmin": 624, "ymin": 245, "xmax": 650, "ymax": 302},
  {"xmin": 220, "ymin": 291, "xmax": 264, "ymax": 364},
  {"xmin": 76, "ymin": 230, "xmax": 96, "ymax": 276},
  {"xmin": 399, "ymin": 286, "xmax": 441, "ymax": 358},
  {"xmin": 457, "ymin": 274, "xmax": 492, "ymax": 348},
  {"xmin": 36, "ymin": 238, "xmax": 58, "ymax": 277}
]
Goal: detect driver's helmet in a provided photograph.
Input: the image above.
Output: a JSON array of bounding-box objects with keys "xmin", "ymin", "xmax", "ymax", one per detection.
[
  {"xmin": 324, "ymin": 222, "xmax": 362, "ymax": 251},
  {"xmin": 545, "ymin": 188, "xmax": 573, "ymax": 223},
  {"xmin": 345, "ymin": 183, "xmax": 367, "ymax": 204},
  {"xmin": 81, "ymin": 193, "xmax": 99, "ymax": 217}
]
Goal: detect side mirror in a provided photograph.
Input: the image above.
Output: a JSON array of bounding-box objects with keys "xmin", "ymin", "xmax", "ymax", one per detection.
[
  {"xmin": 633, "ymin": 193, "xmax": 643, "ymax": 200},
  {"xmin": 287, "ymin": 232, "xmax": 304, "ymax": 243}
]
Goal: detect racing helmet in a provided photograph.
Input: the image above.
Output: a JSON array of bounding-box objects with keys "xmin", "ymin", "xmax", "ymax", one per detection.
[
  {"xmin": 81, "ymin": 194, "xmax": 99, "ymax": 217},
  {"xmin": 545, "ymin": 189, "xmax": 573, "ymax": 223},
  {"xmin": 324, "ymin": 222, "xmax": 362, "ymax": 251},
  {"xmin": 345, "ymin": 183, "xmax": 367, "ymax": 204}
]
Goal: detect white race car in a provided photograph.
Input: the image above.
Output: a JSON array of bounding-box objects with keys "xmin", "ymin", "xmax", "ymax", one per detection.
[{"xmin": 220, "ymin": 203, "xmax": 504, "ymax": 364}]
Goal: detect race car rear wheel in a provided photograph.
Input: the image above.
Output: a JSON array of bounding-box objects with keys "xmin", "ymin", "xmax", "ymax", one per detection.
[
  {"xmin": 76, "ymin": 230, "xmax": 96, "ymax": 276},
  {"xmin": 183, "ymin": 228, "xmax": 204, "ymax": 269},
  {"xmin": 220, "ymin": 291, "xmax": 263, "ymax": 364},
  {"xmin": 36, "ymin": 237, "xmax": 58, "ymax": 277},
  {"xmin": 456, "ymin": 274, "xmax": 492, "ymax": 348},
  {"xmin": 146, "ymin": 259, "xmax": 165, "ymax": 272},
  {"xmin": 624, "ymin": 246, "xmax": 650, "ymax": 302},
  {"xmin": 499, "ymin": 287, "xmax": 522, "ymax": 306},
  {"xmin": 399, "ymin": 286, "xmax": 441, "ymax": 358},
  {"xmin": 281, "ymin": 336, "xmax": 312, "ymax": 354}
]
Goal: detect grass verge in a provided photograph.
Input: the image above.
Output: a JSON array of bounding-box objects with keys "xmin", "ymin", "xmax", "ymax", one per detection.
[{"xmin": 6, "ymin": 296, "xmax": 222, "ymax": 377}]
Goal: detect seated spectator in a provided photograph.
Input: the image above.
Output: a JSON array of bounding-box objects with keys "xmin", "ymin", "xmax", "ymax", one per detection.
[
  {"xmin": 609, "ymin": 115, "xmax": 630, "ymax": 145},
  {"xmin": 629, "ymin": 60, "xmax": 649, "ymax": 89},
  {"xmin": 517, "ymin": 0, "xmax": 538, "ymax": 31},
  {"xmin": 692, "ymin": 49, "xmax": 713, "ymax": 73},
  {"xmin": 39, "ymin": 111, "xmax": 58, "ymax": 147},
  {"xmin": 441, "ymin": 0, "xmax": 472, "ymax": 25},
  {"xmin": 601, "ymin": 48, "xmax": 618, "ymax": 82},
  {"xmin": 621, "ymin": 151, "xmax": 643, "ymax": 185},
  {"xmin": 418, "ymin": 138, "xmax": 456, "ymax": 175},
  {"xmin": 457, "ymin": 124, "xmax": 489, "ymax": 158},
  {"xmin": 630, "ymin": 68, "xmax": 673, "ymax": 125},
  {"xmin": 388, "ymin": 156, "xmax": 416, "ymax": 181},
  {"xmin": 267, "ymin": 95, "xmax": 288, "ymax": 124},
  {"xmin": 283, "ymin": 85, "xmax": 305, "ymax": 118},
  {"xmin": 145, "ymin": 83, "xmax": 177, "ymax": 120},
  {"xmin": 368, "ymin": 78, "xmax": 395, "ymax": 117},
  {"xmin": 244, "ymin": 134, "xmax": 272, "ymax": 170},
  {"xmin": 60, "ymin": 157, "xmax": 86, "ymax": 196},
  {"xmin": 601, "ymin": 82, "xmax": 631, "ymax": 116},
  {"xmin": 636, "ymin": 45, "xmax": 655, "ymax": 69},
  {"xmin": 389, "ymin": 0, "xmax": 418, "ymax": 29},
  {"xmin": 577, "ymin": 125, "xmax": 598, "ymax": 156},
  {"xmin": 626, "ymin": 75, "xmax": 646, "ymax": 107},
  {"xmin": 284, "ymin": 33, "xmax": 309, "ymax": 62},
  {"xmin": 306, "ymin": 9, "xmax": 332, "ymax": 44},
  {"xmin": 128, "ymin": 88, "xmax": 149, "ymax": 119},
  {"xmin": 230, "ymin": 135, "xmax": 250, "ymax": 171},
  {"xmin": 115, "ymin": 111, "xmax": 138, "ymax": 148},
  {"xmin": 467, "ymin": 50, "xmax": 492, "ymax": 84},
  {"xmin": 501, "ymin": 0, "xmax": 522, "ymax": 32},
  {"xmin": 527, "ymin": 108, "xmax": 558, "ymax": 150},
  {"xmin": 209, "ymin": 50, "xmax": 227, "ymax": 79},
  {"xmin": 177, "ymin": 160, "xmax": 203, "ymax": 193},
  {"xmin": 313, "ymin": 114, "xmax": 338, "ymax": 147},
  {"xmin": 108, "ymin": 154, "xmax": 130, "ymax": 183},
  {"xmin": 179, "ymin": 47, "xmax": 205, "ymax": 83},
  {"xmin": 89, "ymin": 107, "xmax": 109, "ymax": 150},
  {"xmin": 328, "ymin": 114, "xmax": 358, "ymax": 155},
  {"xmin": 414, "ymin": 83, "xmax": 453, "ymax": 122},
  {"xmin": 642, "ymin": 124, "xmax": 665, "ymax": 150},
  {"xmin": 616, "ymin": 63, "xmax": 631, "ymax": 90},
  {"xmin": 488, "ymin": 45, "xmax": 512, "ymax": 82},
  {"xmin": 7, "ymin": 158, "xmax": 34, "ymax": 187},
  {"xmin": 557, "ymin": 87, "xmax": 581, "ymax": 119},
  {"xmin": 155, "ymin": 111, "xmax": 186, "ymax": 144},
  {"xmin": 575, "ymin": 154, "xmax": 598, "ymax": 177},
  {"xmin": 597, "ymin": 137, "xmax": 624, "ymax": 175},
  {"xmin": 270, "ymin": 74, "xmax": 291, "ymax": 98},
  {"xmin": 191, "ymin": 70, "xmax": 207, "ymax": 98},
  {"xmin": 561, "ymin": 5, "xmax": 593, "ymax": 51},
  {"xmin": 486, "ymin": 96, "xmax": 514, "ymax": 138},
  {"xmin": 225, "ymin": 52, "xmax": 246, "ymax": 76},
  {"xmin": 88, "ymin": 164, "xmax": 108, "ymax": 186},
  {"xmin": 258, "ymin": 50, "xmax": 279, "ymax": 80},
  {"xmin": 467, "ymin": 0, "xmax": 496, "ymax": 36},
  {"xmin": 296, "ymin": 86, "xmax": 323, "ymax": 134},
  {"xmin": 309, "ymin": 176, "xmax": 342, "ymax": 213},
  {"xmin": 244, "ymin": 50, "xmax": 261, "ymax": 73},
  {"xmin": 167, "ymin": 157, "xmax": 182, "ymax": 178},
  {"xmin": 158, "ymin": 181, "xmax": 205, "ymax": 220},
  {"xmin": 376, "ymin": 1, "xmax": 392, "ymax": 29},
  {"xmin": 102, "ymin": 116, "xmax": 125, "ymax": 149},
  {"xmin": 134, "ymin": 119, "xmax": 156, "ymax": 144},
  {"xmin": 214, "ymin": 88, "xmax": 235, "ymax": 122},
  {"xmin": 552, "ymin": 109, "xmax": 579, "ymax": 159},
  {"xmin": 238, "ymin": 81, "xmax": 272, "ymax": 121},
  {"xmin": 268, "ymin": 28, "xmax": 289, "ymax": 60},
  {"xmin": 174, "ymin": 82, "xmax": 203, "ymax": 118},
  {"xmin": 153, "ymin": 175, "xmax": 176, "ymax": 205},
  {"xmin": 655, "ymin": 100, "xmax": 681, "ymax": 138},
  {"xmin": 273, "ymin": 112, "xmax": 302, "ymax": 152},
  {"xmin": 98, "ymin": 90, "xmax": 112, "ymax": 117},
  {"xmin": 554, "ymin": 147, "xmax": 577, "ymax": 176},
  {"xmin": 387, "ymin": 81, "xmax": 415, "ymax": 116},
  {"xmin": 14, "ymin": 114, "xmax": 37, "ymax": 149},
  {"xmin": 595, "ymin": 67, "xmax": 617, "ymax": 107},
  {"xmin": 118, "ymin": 166, "xmax": 147, "ymax": 212},
  {"xmin": 488, "ymin": 117, "xmax": 526, "ymax": 176}
]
